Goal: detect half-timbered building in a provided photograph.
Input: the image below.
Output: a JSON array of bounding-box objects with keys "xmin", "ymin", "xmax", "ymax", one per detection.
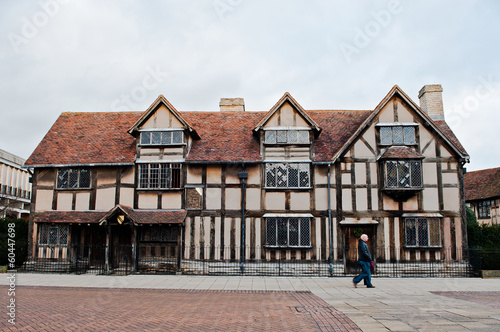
[
  {"xmin": 465, "ymin": 167, "xmax": 500, "ymax": 225},
  {"xmin": 24, "ymin": 84, "xmax": 470, "ymax": 275}
]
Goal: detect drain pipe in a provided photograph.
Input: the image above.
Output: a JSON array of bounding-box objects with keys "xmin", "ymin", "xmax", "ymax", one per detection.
[
  {"xmin": 239, "ymin": 165, "xmax": 248, "ymax": 274},
  {"xmin": 327, "ymin": 163, "xmax": 333, "ymax": 276}
]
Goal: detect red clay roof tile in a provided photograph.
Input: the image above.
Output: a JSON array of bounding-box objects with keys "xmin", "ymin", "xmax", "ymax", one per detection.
[
  {"xmin": 26, "ymin": 112, "xmax": 142, "ymax": 166},
  {"xmin": 464, "ymin": 167, "xmax": 500, "ymax": 201},
  {"xmin": 25, "ymin": 106, "xmax": 465, "ymax": 165}
]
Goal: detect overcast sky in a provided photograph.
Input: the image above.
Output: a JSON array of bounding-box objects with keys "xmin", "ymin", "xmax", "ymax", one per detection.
[{"xmin": 1, "ymin": 0, "xmax": 499, "ymax": 171}]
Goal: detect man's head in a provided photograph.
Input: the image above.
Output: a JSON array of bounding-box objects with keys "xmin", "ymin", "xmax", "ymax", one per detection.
[{"xmin": 360, "ymin": 234, "xmax": 369, "ymax": 242}]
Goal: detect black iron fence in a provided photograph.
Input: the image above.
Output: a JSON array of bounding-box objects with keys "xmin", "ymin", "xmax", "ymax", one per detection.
[{"xmin": 13, "ymin": 244, "xmax": 492, "ymax": 277}]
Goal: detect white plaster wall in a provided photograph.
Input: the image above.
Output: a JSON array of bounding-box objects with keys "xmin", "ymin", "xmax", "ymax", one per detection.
[
  {"xmin": 246, "ymin": 188, "xmax": 261, "ymax": 210},
  {"xmin": 138, "ymin": 192, "xmax": 157, "ymax": 209},
  {"xmin": 95, "ymin": 188, "xmax": 116, "ymax": 210},
  {"xmin": 225, "ymin": 188, "xmax": 241, "ymax": 210},
  {"xmin": 206, "ymin": 188, "xmax": 221, "ymax": 209},
  {"xmin": 290, "ymin": 192, "xmax": 309, "ymax": 211},
  {"xmin": 265, "ymin": 192, "xmax": 285, "ymax": 210},
  {"xmin": 206, "ymin": 166, "xmax": 221, "ymax": 184},
  {"xmin": 162, "ymin": 192, "xmax": 182, "ymax": 209},
  {"xmin": 187, "ymin": 166, "xmax": 203, "ymax": 184},
  {"xmin": 443, "ymin": 187, "xmax": 460, "ymax": 211},
  {"xmin": 75, "ymin": 192, "xmax": 90, "ymax": 210},
  {"xmin": 119, "ymin": 188, "xmax": 134, "ymax": 207},
  {"xmin": 57, "ymin": 193, "xmax": 73, "ymax": 211},
  {"xmin": 35, "ymin": 190, "xmax": 53, "ymax": 211}
]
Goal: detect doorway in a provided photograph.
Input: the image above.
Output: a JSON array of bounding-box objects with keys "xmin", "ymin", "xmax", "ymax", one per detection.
[
  {"xmin": 343, "ymin": 226, "xmax": 375, "ymax": 274},
  {"xmin": 110, "ymin": 225, "xmax": 133, "ymax": 272}
]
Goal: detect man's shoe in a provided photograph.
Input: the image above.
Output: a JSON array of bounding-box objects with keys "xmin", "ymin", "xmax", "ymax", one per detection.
[
  {"xmin": 353, "ymin": 282, "xmax": 357, "ymax": 288},
  {"xmin": 367, "ymin": 285, "xmax": 375, "ymax": 288}
]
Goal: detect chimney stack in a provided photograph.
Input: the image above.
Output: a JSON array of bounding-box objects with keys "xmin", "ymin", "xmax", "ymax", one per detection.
[
  {"xmin": 418, "ymin": 84, "xmax": 444, "ymax": 120},
  {"xmin": 219, "ymin": 98, "xmax": 245, "ymax": 112}
]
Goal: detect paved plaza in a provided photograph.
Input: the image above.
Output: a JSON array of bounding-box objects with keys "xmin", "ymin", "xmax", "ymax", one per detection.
[{"xmin": 1, "ymin": 274, "xmax": 500, "ymax": 331}]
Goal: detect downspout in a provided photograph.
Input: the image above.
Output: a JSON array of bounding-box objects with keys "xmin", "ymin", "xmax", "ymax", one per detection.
[
  {"xmin": 327, "ymin": 163, "xmax": 333, "ymax": 276},
  {"xmin": 459, "ymin": 161, "xmax": 469, "ymax": 251},
  {"xmin": 239, "ymin": 164, "xmax": 248, "ymax": 274}
]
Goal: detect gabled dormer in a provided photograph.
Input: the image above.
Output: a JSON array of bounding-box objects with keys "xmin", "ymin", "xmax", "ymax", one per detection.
[
  {"xmin": 253, "ymin": 92, "xmax": 321, "ymax": 162},
  {"xmin": 128, "ymin": 95, "xmax": 200, "ymax": 147},
  {"xmin": 128, "ymin": 95, "xmax": 198, "ymax": 191},
  {"xmin": 128, "ymin": 95, "xmax": 199, "ymax": 161},
  {"xmin": 253, "ymin": 93, "xmax": 321, "ymax": 190}
]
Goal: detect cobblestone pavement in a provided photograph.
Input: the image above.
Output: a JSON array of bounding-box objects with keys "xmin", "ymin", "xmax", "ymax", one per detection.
[
  {"xmin": 0, "ymin": 286, "xmax": 360, "ymax": 331},
  {"xmin": 2, "ymin": 274, "xmax": 500, "ymax": 331}
]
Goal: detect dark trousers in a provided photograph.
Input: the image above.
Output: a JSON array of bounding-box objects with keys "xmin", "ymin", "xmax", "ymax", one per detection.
[{"xmin": 353, "ymin": 260, "xmax": 372, "ymax": 287}]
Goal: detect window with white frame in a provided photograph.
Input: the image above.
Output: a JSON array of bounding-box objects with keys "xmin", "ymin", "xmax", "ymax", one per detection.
[
  {"xmin": 478, "ymin": 200, "xmax": 491, "ymax": 219},
  {"xmin": 379, "ymin": 125, "xmax": 416, "ymax": 145},
  {"xmin": 265, "ymin": 217, "xmax": 311, "ymax": 247},
  {"xmin": 264, "ymin": 130, "xmax": 310, "ymax": 144},
  {"xmin": 38, "ymin": 224, "xmax": 69, "ymax": 245},
  {"xmin": 405, "ymin": 218, "xmax": 441, "ymax": 247},
  {"xmin": 265, "ymin": 163, "xmax": 310, "ymax": 188},
  {"xmin": 57, "ymin": 168, "xmax": 91, "ymax": 189},
  {"xmin": 385, "ymin": 160, "xmax": 422, "ymax": 189},
  {"xmin": 140, "ymin": 131, "xmax": 184, "ymax": 146},
  {"xmin": 138, "ymin": 163, "xmax": 182, "ymax": 189}
]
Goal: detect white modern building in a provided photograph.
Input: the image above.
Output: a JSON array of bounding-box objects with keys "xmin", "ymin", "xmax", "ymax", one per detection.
[{"xmin": 0, "ymin": 148, "xmax": 31, "ymax": 219}]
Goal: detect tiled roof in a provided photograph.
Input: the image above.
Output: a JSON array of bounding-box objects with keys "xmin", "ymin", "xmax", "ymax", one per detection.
[
  {"xmin": 33, "ymin": 208, "xmax": 186, "ymax": 224},
  {"xmin": 25, "ymin": 105, "xmax": 466, "ymax": 165},
  {"xmin": 106, "ymin": 205, "xmax": 186, "ymax": 224},
  {"xmin": 33, "ymin": 211, "xmax": 107, "ymax": 223},
  {"xmin": 25, "ymin": 112, "xmax": 142, "ymax": 166},
  {"xmin": 378, "ymin": 146, "xmax": 425, "ymax": 160},
  {"xmin": 181, "ymin": 111, "xmax": 263, "ymax": 162},
  {"xmin": 433, "ymin": 120, "xmax": 468, "ymax": 156},
  {"xmin": 308, "ymin": 110, "xmax": 371, "ymax": 162},
  {"xmin": 464, "ymin": 167, "xmax": 500, "ymax": 201}
]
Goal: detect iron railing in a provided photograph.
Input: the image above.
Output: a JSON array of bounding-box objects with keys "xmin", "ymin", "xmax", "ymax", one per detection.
[{"xmin": 14, "ymin": 244, "xmax": 486, "ymax": 277}]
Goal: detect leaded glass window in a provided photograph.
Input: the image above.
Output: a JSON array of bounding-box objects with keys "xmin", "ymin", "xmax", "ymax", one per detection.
[
  {"xmin": 478, "ymin": 200, "xmax": 491, "ymax": 218},
  {"xmin": 264, "ymin": 130, "xmax": 310, "ymax": 144},
  {"xmin": 265, "ymin": 163, "xmax": 311, "ymax": 188},
  {"xmin": 266, "ymin": 217, "xmax": 311, "ymax": 247},
  {"xmin": 385, "ymin": 161, "xmax": 422, "ymax": 189},
  {"xmin": 379, "ymin": 125, "xmax": 417, "ymax": 146},
  {"xmin": 405, "ymin": 218, "xmax": 441, "ymax": 247},
  {"xmin": 138, "ymin": 163, "xmax": 182, "ymax": 189},
  {"xmin": 38, "ymin": 224, "xmax": 69, "ymax": 245},
  {"xmin": 140, "ymin": 131, "xmax": 184, "ymax": 145},
  {"xmin": 57, "ymin": 168, "xmax": 91, "ymax": 189},
  {"xmin": 140, "ymin": 226, "xmax": 179, "ymax": 242}
]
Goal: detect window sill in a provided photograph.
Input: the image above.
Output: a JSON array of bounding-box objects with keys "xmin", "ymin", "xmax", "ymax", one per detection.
[
  {"xmin": 264, "ymin": 245, "xmax": 313, "ymax": 250},
  {"xmin": 137, "ymin": 188, "xmax": 183, "ymax": 191},
  {"xmin": 264, "ymin": 187, "xmax": 312, "ymax": 191},
  {"xmin": 138, "ymin": 143, "xmax": 186, "ymax": 147},
  {"xmin": 56, "ymin": 188, "xmax": 92, "ymax": 191},
  {"xmin": 403, "ymin": 246, "xmax": 442, "ymax": 250}
]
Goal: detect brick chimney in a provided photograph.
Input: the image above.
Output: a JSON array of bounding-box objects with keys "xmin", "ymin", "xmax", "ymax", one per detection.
[
  {"xmin": 418, "ymin": 84, "xmax": 444, "ymax": 120},
  {"xmin": 219, "ymin": 98, "xmax": 245, "ymax": 112}
]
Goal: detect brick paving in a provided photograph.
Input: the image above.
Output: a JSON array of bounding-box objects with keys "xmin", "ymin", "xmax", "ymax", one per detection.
[
  {"xmin": 432, "ymin": 291, "xmax": 500, "ymax": 309},
  {"xmin": 0, "ymin": 286, "xmax": 360, "ymax": 331}
]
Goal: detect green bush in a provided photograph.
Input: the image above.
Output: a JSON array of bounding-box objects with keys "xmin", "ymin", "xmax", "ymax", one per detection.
[
  {"xmin": 0, "ymin": 218, "xmax": 29, "ymax": 267},
  {"xmin": 466, "ymin": 206, "xmax": 500, "ymax": 250}
]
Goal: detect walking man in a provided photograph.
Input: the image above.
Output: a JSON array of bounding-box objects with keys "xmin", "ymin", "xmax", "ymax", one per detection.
[{"xmin": 353, "ymin": 234, "xmax": 375, "ymax": 288}]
